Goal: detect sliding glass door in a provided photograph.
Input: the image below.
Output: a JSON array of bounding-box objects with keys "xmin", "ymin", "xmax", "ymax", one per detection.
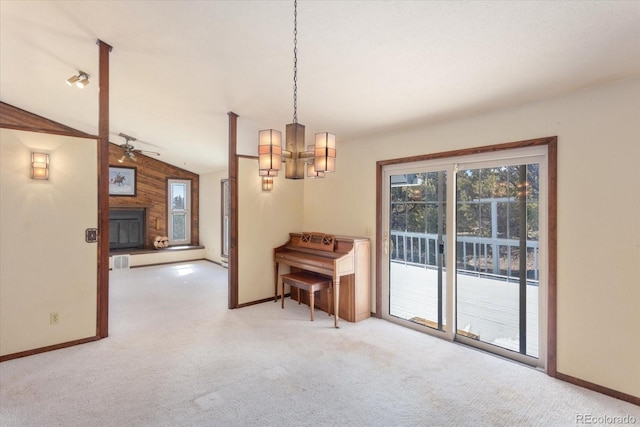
[
  {"xmin": 455, "ymin": 162, "xmax": 541, "ymax": 358},
  {"xmin": 388, "ymin": 170, "xmax": 448, "ymax": 332},
  {"xmin": 382, "ymin": 146, "xmax": 547, "ymax": 366}
]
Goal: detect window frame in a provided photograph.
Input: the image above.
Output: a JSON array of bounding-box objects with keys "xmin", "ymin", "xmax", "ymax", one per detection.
[
  {"xmin": 167, "ymin": 178, "xmax": 192, "ymax": 245},
  {"xmin": 221, "ymin": 179, "xmax": 230, "ymax": 260}
]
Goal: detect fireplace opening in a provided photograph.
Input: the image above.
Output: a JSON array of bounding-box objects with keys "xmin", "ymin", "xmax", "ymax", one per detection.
[{"xmin": 109, "ymin": 209, "xmax": 145, "ymax": 250}]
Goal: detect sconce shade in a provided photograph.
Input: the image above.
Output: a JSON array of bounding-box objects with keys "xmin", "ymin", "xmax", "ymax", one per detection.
[
  {"xmin": 66, "ymin": 71, "xmax": 90, "ymax": 88},
  {"xmin": 259, "ymin": 129, "xmax": 282, "ymax": 172},
  {"xmin": 76, "ymin": 77, "xmax": 90, "ymax": 88},
  {"xmin": 31, "ymin": 152, "xmax": 49, "ymax": 179},
  {"xmin": 314, "ymin": 132, "xmax": 336, "ymax": 173},
  {"xmin": 262, "ymin": 176, "xmax": 274, "ymax": 191},
  {"xmin": 66, "ymin": 75, "xmax": 80, "ymax": 86}
]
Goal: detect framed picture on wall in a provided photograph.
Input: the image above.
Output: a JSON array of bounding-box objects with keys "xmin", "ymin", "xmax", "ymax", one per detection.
[{"xmin": 109, "ymin": 166, "xmax": 136, "ymax": 196}]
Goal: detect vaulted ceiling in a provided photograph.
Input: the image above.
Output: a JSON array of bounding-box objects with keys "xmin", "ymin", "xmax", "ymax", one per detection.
[{"xmin": 2, "ymin": 1, "xmax": 639, "ymax": 174}]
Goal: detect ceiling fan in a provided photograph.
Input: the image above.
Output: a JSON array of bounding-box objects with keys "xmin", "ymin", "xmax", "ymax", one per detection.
[{"xmin": 117, "ymin": 133, "xmax": 160, "ymax": 163}]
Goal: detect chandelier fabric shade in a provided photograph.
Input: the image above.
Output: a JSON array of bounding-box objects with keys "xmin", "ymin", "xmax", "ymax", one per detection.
[
  {"xmin": 305, "ymin": 144, "xmax": 324, "ymax": 178},
  {"xmin": 314, "ymin": 132, "xmax": 336, "ymax": 173},
  {"xmin": 258, "ymin": 129, "xmax": 282, "ymax": 175},
  {"xmin": 306, "ymin": 162, "xmax": 325, "ymax": 179}
]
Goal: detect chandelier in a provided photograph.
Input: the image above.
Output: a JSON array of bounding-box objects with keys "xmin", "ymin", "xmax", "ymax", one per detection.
[{"xmin": 258, "ymin": 0, "xmax": 336, "ymax": 188}]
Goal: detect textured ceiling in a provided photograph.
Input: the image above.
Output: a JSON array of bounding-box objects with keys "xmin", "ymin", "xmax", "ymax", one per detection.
[{"xmin": 1, "ymin": 1, "xmax": 639, "ymax": 174}]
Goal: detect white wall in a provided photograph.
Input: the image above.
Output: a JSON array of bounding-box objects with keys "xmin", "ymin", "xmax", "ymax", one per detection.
[
  {"xmin": 0, "ymin": 129, "xmax": 98, "ymax": 356},
  {"xmin": 200, "ymin": 169, "xmax": 228, "ymax": 263},
  {"xmin": 302, "ymin": 77, "xmax": 640, "ymax": 398},
  {"xmin": 238, "ymin": 157, "xmax": 303, "ymax": 304},
  {"xmin": 237, "ymin": 116, "xmax": 262, "ymax": 157}
]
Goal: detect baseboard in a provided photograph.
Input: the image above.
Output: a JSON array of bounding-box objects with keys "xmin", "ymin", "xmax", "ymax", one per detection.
[
  {"xmin": 555, "ymin": 372, "xmax": 639, "ymax": 406},
  {"xmin": 203, "ymin": 258, "xmax": 224, "ymax": 267},
  {"xmin": 236, "ymin": 294, "xmax": 289, "ymax": 308},
  {"xmin": 110, "ymin": 246, "xmax": 206, "ymax": 269},
  {"xmin": 0, "ymin": 335, "xmax": 101, "ymax": 362},
  {"xmin": 130, "ymin": 257, "xmax": 207, "ymax": 269}
]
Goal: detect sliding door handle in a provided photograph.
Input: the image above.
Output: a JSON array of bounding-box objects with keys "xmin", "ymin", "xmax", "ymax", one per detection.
[{"xmin": 383, "ymin": 232, "xmax": 389, "ymax": 255}]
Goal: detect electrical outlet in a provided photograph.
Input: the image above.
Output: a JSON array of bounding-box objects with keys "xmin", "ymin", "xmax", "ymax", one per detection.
[{"xmin": 50, "ymin": 312, "xmax": 60, "ymax": 325}]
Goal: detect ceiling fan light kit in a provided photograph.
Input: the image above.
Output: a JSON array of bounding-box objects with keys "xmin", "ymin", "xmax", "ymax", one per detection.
[
  {"xmin": 258, "ymin": 0, "xmax": 336, "ymax": 186},
  {"xmin": 117, "ymin": 132, "xmax": 160, "ymax": 163}
]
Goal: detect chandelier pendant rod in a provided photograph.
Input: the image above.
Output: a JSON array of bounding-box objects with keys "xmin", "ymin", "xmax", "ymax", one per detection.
[{"xmin": 293, "ymin": 0, "xmax": 298, "ymax": 125}]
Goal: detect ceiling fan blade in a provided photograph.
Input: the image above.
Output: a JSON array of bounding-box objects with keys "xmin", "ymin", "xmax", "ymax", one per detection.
[
  {"xmin": 134, "ymin": 149, "xmax": 161, "ymax": 156},
  {"xmin": 135, "ymin": 139, "xmax": 163, "ymax": 149}
]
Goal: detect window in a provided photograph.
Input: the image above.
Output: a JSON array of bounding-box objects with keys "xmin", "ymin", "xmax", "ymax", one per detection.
[
  {"xmin": 221, "ymin": 179, "xmax": 230, "ymax": 260},
  {"xmin": 168, "ymin": 179, "xmax": 191, "ymax": 245}
]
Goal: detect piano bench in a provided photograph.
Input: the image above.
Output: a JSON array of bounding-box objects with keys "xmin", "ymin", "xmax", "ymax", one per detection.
[{"xmin": 281, "ymin": 272, "xmax": 332, "ymax": 321}]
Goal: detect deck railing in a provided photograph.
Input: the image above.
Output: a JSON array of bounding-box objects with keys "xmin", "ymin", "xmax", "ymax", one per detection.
[{"xmin": 390, "ymin": 231, "xmax": 539, "ymax": 282}]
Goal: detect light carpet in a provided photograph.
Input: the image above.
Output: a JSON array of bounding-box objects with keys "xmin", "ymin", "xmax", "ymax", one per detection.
[{"xmin": 1, "ymin": 261, "xmax": 638, "ymax": 426}]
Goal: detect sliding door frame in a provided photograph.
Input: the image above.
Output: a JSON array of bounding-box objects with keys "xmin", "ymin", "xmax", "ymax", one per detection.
[
  {"xmin": 375, "ymin": 136, "xmax": 557, "ymax": 375},
  {"xmin": 381, "ymin": 162, "xmax": 455, "ymax": 342}
]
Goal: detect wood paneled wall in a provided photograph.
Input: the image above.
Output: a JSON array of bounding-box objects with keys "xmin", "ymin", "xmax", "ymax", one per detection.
[{"xmin": 109, "ymin": 143, "xmax": 199, "ymax": 248}]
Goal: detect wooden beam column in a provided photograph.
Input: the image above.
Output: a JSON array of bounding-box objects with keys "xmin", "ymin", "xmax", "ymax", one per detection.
[
  {"xmin": 97, "ymin": 39, "xmax": 112, "ymax": 338},
  {"xmin": 228, "ymin": 112, "xmax": 239, "ymax": 309}
]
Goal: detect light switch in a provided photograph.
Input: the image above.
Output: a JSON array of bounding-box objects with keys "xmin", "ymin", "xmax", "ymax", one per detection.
[{"xmin": 85, "ymin": 228, "xmax": 98, "ymax": 243}]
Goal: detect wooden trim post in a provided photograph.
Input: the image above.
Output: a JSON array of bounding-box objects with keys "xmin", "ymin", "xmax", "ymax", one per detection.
[
  {"xmin": 97, "ymin": 39, "xmax": 113, "ymax": 338},
  {"xmin": 228, "ymin": 112, "xmax": 239, "ymax": 309}
]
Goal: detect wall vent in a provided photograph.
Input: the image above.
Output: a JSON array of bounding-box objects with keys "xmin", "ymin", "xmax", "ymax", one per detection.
[{"xmin": 112, "ymin": 254, "xmax": 130, "ymax": 270}]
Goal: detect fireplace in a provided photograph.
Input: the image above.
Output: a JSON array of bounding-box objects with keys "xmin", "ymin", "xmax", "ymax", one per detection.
[{"xmin": 109, "ymin": 209, "xmax": 145, "ymax": 250}]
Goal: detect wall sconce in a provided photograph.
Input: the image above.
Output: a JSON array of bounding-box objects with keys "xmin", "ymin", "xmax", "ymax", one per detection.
[
  {"xmin": 262, "ymin": 176, "xmax": 274, "ymax": 191},
  {"xmin": 31, "ymin": 152, "xmax": 49, "ymax": 180},
  {"xmin": 66, "ymin": 71, "xmax": 90, "ymax": 88}
]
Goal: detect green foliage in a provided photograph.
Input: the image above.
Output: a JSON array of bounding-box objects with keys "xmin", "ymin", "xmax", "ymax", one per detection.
[
  {"xmin": 391, "ymin": 172, "xmax": 447, "ymax": 233},
  {"xmin": 390, "ymin": 164, "xmax": 539, "ymax": 240},
  {"xmin": 172, "ymin": 194, "xmax": 185, "ymax": 210}
]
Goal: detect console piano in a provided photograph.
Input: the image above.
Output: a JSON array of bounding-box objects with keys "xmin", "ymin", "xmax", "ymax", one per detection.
[{"xmin": 273, "ymin": 232, "xmax": 371, "ymax": 328}]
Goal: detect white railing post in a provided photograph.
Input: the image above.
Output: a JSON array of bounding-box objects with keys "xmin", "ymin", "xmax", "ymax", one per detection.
[{"xmin": 390, "ymin": 230, "xmax": 539, "ymax": 284}]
